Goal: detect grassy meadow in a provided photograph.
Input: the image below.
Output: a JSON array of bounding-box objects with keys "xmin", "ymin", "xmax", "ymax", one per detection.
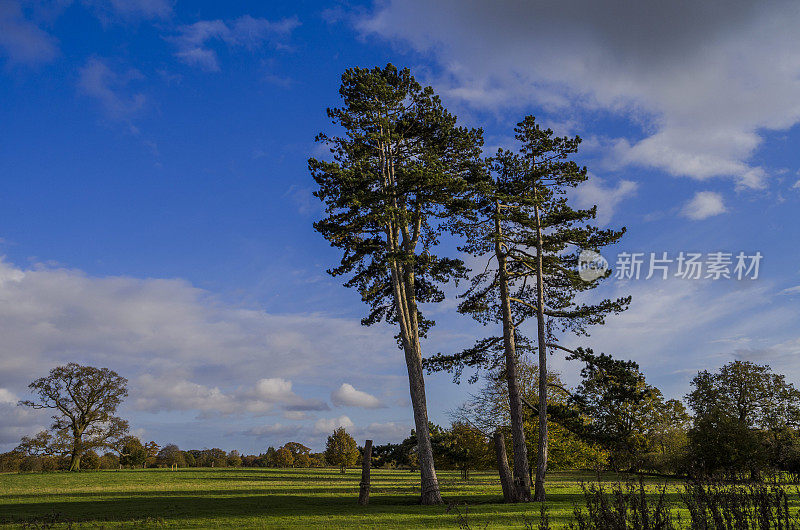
[{"xmin": 0, "ymin": 467, "xmax": 691, "ymax": 528}]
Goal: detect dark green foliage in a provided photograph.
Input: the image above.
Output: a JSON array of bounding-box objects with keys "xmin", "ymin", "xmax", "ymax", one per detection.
[
  {"xmin": 310, "ymin": 63, "xmax": 483, "ymax": 339},
  {"xmin": 687, "ymin": 361, "xmax": 800, "ymax": 477},
  {"xmin": 81, "ymin": 450, "xmax": 100, "ymax": 470},
  {"xmin": 426, "ymin": 117, "xmax": 629, "ymax": 380},
  {"xmin": 156, "ymin": 444, "xmax": 186, "ymax": 468},
  {"xmin": 118, "ymin": 437, "xmax": 147, "ymax": 468},
  {"xmin": 566, "ymin": 348, "xmax": 690, "ymax": 472}
]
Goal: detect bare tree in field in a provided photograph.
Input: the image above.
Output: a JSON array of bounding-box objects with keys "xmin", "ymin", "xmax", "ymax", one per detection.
[
  {"xmin": 19, "ymin": 363, "xmax": 129, "ymax": 471},
  {"xmin": 310, "ymin": 64, "xmax": 483, "ymax": 504}
]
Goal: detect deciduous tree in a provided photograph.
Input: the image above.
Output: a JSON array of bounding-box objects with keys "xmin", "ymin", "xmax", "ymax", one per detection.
[
  {"xmin": 325, "ymin": 427, "xmax": 359, "ymax": 473},
  {"xmin": 19, "ymin": 363, "xmax": 129, "ymax": 471}
]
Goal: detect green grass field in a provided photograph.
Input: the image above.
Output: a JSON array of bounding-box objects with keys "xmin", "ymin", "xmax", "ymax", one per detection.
[{"xmin": 0, "ymin": 467, "xmax": 688, "ymax": 528}]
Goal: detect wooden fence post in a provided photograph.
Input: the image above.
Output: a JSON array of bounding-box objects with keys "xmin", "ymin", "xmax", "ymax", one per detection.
[{"xmin": 358, "ymin": 439, "xmax": 373, "ymax": 505}]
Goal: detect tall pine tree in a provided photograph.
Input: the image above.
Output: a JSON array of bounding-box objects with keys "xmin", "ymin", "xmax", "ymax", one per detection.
[
  {"xmin": 309, "ymin": 64, "xmax": 483, "ymax": 504},
  {"xmin": 426, "ymin": 116, "xmax": 629, "ymax": 501}
]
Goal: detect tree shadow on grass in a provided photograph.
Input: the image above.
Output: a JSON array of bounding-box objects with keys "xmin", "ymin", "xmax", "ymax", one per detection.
[{"xmin": 0, "ymin": 489, "xmax": 625, "ymax": 523}]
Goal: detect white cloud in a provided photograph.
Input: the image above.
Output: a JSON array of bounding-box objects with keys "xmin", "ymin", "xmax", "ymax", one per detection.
[
  {"xmin": 313, "ymin": 415, "xmax": 354, "ymax": 435},
  {"xmin": 135, "ymin": 375, "xmax": 239, "ymax": 415},
  {"xmin": 572, "ymin": 178, "xmax": 638, "ymax": 226},
  {"xmin": 555, "ymin": 278, "xmax": 800, "ymax": 399},
  {"xmin": 793, "ymin": 180, "xmax": 800, "ymax": 190},
  {"xmin": 681, "ymin": 191, "xmax": 727, "ymax": 220},
  {"xmin": 243, "ymin": 422, "xmax": 302, "ymax": 440},
  {"xmin": 0, "ymin": 0, "xmax": 58, "ymax": 64},
  {"xmin": 780, "ymin": 286, "xmax": 800, "ymax": 295},
  {"xmin": 0, "ymin": 257, "xmax": 399, "ymax": 441},
  {"xmin": 357, "ymin": 1, "xmax": 800, "ymax": 189},
  {"xmin": 331, "ymin": 383, "xmax": 384, "ymax": 409},
  {"xmin": 0, "ymin": 388, "xmax": 16, "ymax": 404},
  {"xmin": 361, "ymin": 421, "xmax": 410, "ymax": 442},
  {"xmin": 127, "ymin": 368, "xmax": 329, "ymax": 418},
  {"xmin": 171, "ymin": 15, "xmax": 299, "ymax": 72},
  {"xmin": 77, "ymin": 57, "xmax": 146, "ymax": 119}
]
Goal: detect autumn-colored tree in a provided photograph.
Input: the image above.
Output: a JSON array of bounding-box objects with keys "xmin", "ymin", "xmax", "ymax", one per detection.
[
  {"xmin": 274, "ymin": 446, "xmax": 294, "ymax": 468},
  {"xmin": 282, "ymin": 442, "xmax": 311, "ymax": 467},
  {"xmin": 325, "ymin": 427, "xmax": 359, "ymax": 473}
]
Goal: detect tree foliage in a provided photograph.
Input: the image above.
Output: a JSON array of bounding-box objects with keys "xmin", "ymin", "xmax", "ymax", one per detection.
[
  {"xmin": 310, "ymin": 63, "xmax": 484, "ymax": 503},
  {"xmin": 324, "ymin": 427, "xmax": 359, "ymax": 473},
  {"xmin": 687, "ymin": 360, "xmax": 800, "ymax": 477},
  {"xmin": 19, "ymin": 363, "xmax": 129, "ymax": 471},
  {"xmin": 425, "ymin": 116, "xmax": 628, "ymax": 500}
]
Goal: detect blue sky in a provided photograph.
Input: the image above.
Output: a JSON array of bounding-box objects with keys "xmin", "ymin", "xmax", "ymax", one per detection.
[{"xmin": 1, "ymin": 0, "xmax": 799, "ymax": 453}]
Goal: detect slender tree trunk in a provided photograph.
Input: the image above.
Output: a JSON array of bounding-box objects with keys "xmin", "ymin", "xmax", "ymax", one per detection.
[
  {"xmin": 532, "ymin": 195, "xmax": 549, "ymax": 502},
  {"xmin": 404, "ymin": 336, "xmax": 442, "ymax": 504},
  {"xmin": 388, "ymin": 260, "xmax": 442, "ymax": 505},
  {"xmin": 358, "ymin": 439, "xmax": 372, "ymax": 505},
  {"xmin": 494, "ymin": 205, "xmax": 532, "ymax": 501},
  {"xmin": 381, "ymin": 131, "xmax": 442, "ymax": 505},
  {"xmin": 493, "ymin": 430, "xmax": 517, "ymax": 502}
]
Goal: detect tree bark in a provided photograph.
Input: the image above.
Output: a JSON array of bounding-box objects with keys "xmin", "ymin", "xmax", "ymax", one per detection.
[
  {"xmin": 404, "ymin": 337, "xmax": 443, "ymax": 504},
  {"xmin": 69, "ymin": 452, "xmax": 81, "ymax": 471},
  {"xmin": 532, "ymin": 195, "xmax": 549, "ymax": 502},
  {"xmin": 493, "ymin": 431, "xmax": 517, "ymax": 503},
  {"xmin": 495, "ymin": 205, "xmax": 532, "ymax": 502},
  {"xmin": 381, "ymin": 131, "xmax": 442, "ymax": 506},
  {"xmin": 69, "ymin": 436, "xmax": 82, "ymax": 471},
  {"xmin": 358, "ymin": 439, "xmax": 372, "ymax": 506},
  {"xmin": 387, "ymin": 244, "xmax": 442, "ymax": 503}
]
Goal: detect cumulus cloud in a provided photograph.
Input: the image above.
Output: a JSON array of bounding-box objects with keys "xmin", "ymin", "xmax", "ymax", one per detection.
[
  {"xmin": 0, "ymin": 388, "xmax": 16, "ymax": 404},
  {"xmin": 135, "ymin": 375, "xmax": 331, "ymax": 417},
  {"xmin": 77, "ymin": 57, "xmax": 146, "ymax": 119},
  {"xmin": 362, "ymin": 421, "xmax": 410, "ymax": 442},
  {"xmin": 243, "ymin": 422, "xmax": 302, "ymax": 439},
  {"xmin": 313, "ymin": 415, "xmax": 354, "ymax": 434},
  {"xmin": 0, "ymin": 257, "xmax": 399, "ymax": 444},
  {"xmin": 681, "ymin": 191, "xmax": 727, "ymax": 220},
  {"xmin": 0, "ymin": 0, "xmax": 58, "ymax": 64},
  {"xmin": 171, "ymin": 15, "xmax": 299, "ymax": 72},
  {"xmin": 572, "ymin": 178, "xmax": 638, "ymax": 226},
  {"xmin": 331, "ymin": 383, "xmax": 384, "ymax": 408},
  {"xmin": 357, "ymin": 1, "xmax": 800, "ymax": 189}
]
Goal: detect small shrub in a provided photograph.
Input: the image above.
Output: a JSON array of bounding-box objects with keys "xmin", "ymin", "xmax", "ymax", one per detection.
[
  {"xmin": 570, "ymin": 477, "xmax": 675, "ymax": 529},
  {"xmin": 681, "ymin": 480, "xmax": 800, "ymax": 529}
]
